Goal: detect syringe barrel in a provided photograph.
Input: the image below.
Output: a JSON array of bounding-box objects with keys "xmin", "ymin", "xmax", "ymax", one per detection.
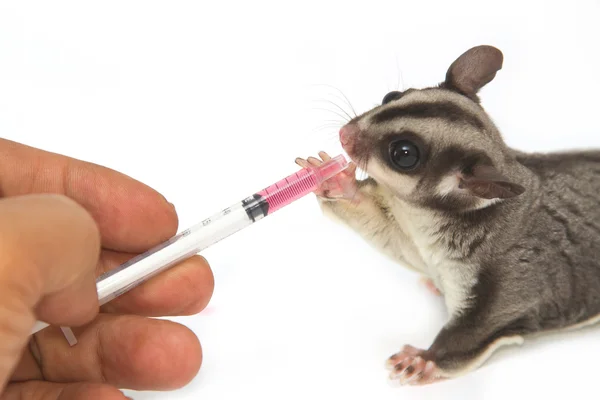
[
  {"xmin": 96, "ymin": 202, "xmax": 253, "ymax": 305},
  {"xmin": 95, "ymin": 155, "xmax": 348, "ymax": 305},
  {"xmin": 30, "ymin": 154, "xmax": 348, "ymax": 335}
]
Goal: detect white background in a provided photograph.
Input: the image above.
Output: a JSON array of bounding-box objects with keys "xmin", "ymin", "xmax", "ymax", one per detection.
[{"xmin": 1, "ymin": 1, "xmax": 600, "ymax": 399}]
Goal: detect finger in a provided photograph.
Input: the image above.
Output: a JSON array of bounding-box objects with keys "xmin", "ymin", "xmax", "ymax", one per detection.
[
  {"xmin": 347, "ymin": 162, "xmax": 357, "ymax": 174},
  {"xmin": 0, "ymin": 138, "xmax": 177, "ymax": 253},
  {"xmin": 2, "ymin": 381, "xmax": 128, "ymax": 400},
  {"xmin": 0, "ymin": 194, "xmax": 100, "ymax": 388},
  {"xmin": 318, "ymin": 151, "xmax": 332, "ymax": 161},
  {"xmin": 27, "ymin": 314, "xmax": 202, "ymax": 391},
  {"xmin": 295, "ymin": 158, "xmax": 309, "ymax": 168},
  {"xmin": 306, "ymin": 157, "xmax": 323, "ymax": 166},
  {"xmin": 98, "ymin": 252, "xmax": 214, "ymax": 316}
]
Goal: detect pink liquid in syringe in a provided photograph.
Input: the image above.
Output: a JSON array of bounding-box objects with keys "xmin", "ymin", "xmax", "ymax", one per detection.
[{"xmin": 255, "ymin": 155, "xmax": 347, "ymax": 215}]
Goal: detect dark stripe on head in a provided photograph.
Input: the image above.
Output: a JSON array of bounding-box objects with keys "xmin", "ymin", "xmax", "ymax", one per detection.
[
  {"xmin": 371, "ymin": 101, "xmax": 485, "ymax": 130},
  {"xmin": 412, "ymin": 145, "xmax": 495, "ymax": 213},
  {"xmin": 416, "ymin": 145, "xmax": 493, "ymax": 190}
]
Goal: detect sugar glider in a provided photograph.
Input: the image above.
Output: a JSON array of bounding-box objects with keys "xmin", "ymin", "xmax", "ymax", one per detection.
[{"xmin": 296, "ymin": 45, "xmax": 600, "ymax": 385}]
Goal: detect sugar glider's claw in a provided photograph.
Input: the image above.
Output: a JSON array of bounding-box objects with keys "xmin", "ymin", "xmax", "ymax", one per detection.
[{"xmin": 386, "ymin": 345, "xmax": 443, "ymax": 386}]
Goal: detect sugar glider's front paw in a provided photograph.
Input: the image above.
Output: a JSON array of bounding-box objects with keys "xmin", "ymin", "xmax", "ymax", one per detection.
[
  {"xmin": 295, "ymin": 151, "xmax": 359, "ymax": 203},
  {"xmin": 386, "ymin": 345, "xmax": 443, "ymax": 386},
  {"xmin": 419, "ymin": 276, "xmax": 442, "ymax": 296}
]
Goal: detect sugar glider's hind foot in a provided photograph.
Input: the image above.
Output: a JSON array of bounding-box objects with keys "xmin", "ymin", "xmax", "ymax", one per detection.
[
  {"xmin": 295, "ymin": 151, "xmax": 360, "ymax": 203},
  {"xmin": 386, "ymin": 345, "xmax": 443, "ymax": 386},
  {"xmin": 419, "ymin": 276, "xmax": 442, "ymax": 296},
  {"xmin": 385, "ymin": 304, "xmax": 530, "ymax": 387}
]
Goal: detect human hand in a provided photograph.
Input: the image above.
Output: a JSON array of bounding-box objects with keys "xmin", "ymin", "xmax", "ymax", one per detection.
[{"xmin": 0, "ymin": 138, "xmax": 214, "ymax": 399}]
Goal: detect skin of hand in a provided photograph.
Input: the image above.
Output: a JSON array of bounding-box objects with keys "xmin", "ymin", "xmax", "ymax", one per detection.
[{"xmin": 0, "ymin": 138, "xmax": 215, "ymax": 399}]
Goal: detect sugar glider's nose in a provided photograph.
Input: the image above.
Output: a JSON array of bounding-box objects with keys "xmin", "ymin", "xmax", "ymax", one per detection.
[{"xmin": 339, "ymin": 123, "xmax": 359, "ymax": 147}]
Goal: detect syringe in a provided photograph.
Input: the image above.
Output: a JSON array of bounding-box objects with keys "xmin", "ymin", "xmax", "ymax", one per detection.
[{"xmin": 30, "ymin": 154, "xmax": 349, "ymax": 339}]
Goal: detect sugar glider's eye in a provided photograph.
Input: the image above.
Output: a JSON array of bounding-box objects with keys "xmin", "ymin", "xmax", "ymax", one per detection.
[
  {"xmin": 389, "ymin": 140, "xmax": 420, "ymax": 170},
  {"xmin": 382, "ymin": 91, "xmax": 403, "ymax": 105}
]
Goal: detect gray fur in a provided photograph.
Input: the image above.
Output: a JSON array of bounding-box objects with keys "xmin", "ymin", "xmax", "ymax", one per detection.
[{"xmin": 317, "ymin": 45, "xmax": 600, "ymax": 379}]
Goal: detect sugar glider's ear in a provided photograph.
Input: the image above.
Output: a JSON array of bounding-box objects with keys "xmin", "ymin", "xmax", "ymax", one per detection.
[
  {"xmin": 459, "ymin": 165, "xmax": 525, "ymax": 200},
  {"xmin": 441, "ymin": 45, "xmax": 503, "ymax": 101}
]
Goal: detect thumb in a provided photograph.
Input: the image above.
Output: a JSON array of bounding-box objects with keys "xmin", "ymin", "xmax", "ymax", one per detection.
[{"xmin": 0, "ymin": 194, "xmax": 101, "ymax": 390}]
